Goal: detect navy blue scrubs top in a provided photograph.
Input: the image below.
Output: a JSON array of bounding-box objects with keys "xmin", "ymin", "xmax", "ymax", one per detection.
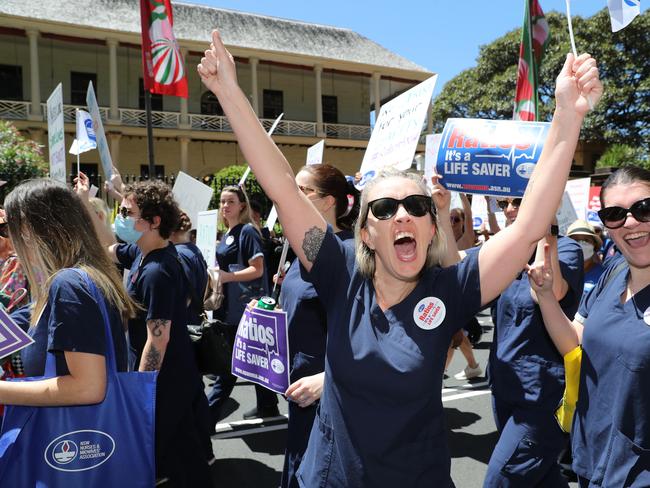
[
  {"xmin": 582, "ymin": 262, "xmax": 605, "ymax": 296},
  {"xmin": 216, "ymin": 223, "xmax": 268, "ymax": 325},
  {"xmin": 489, "ymin": 237, "xmax": 583, "ymax": 410},
  {"xmin": 572, "ymin": 262, "xmax": 650, "ymax": 486},
  {"xmin": 20, "ymin": 269, "xmax": 127, "ymax": 377},
  {"xmin": 176, "ymin": 242, "xmax": 208, "ymax": 325},
  {"xmin": 116, "ymin": 242, "xmax": 199, "ymax": 392},
  {"xmin": 297, "ymin": 226, "xmax": 481, "ymax": 487}
]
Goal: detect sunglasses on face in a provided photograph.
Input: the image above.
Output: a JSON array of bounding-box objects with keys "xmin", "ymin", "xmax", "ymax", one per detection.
[
  {"xmin": 497, "ymin": 198, "xmax": 522, "ymax": 211},
  {"xmin": 598, "ymin": 197, "xmax": 650, "ymax": 229},
  {"xmin": 119, "ymin": 207, "xmax": 138, "ymax": 219},
  {"xmin": 450, "ymin": 216, "xmax": 462, "ymax": 224},
  {"xmin": 367, "ymin": 195, "xmax": 434, "ymax": 221},
  {"xmin": 298, "ymin": 184, "xmax": 320, "ymax": 196},
  {"xmin": 0, "ymin": 223, "xmax": 7, "ymax": 238}
]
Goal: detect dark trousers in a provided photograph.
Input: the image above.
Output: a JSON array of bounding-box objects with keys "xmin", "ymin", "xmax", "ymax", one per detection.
[{"xmin": 207, "ymin": 372, "xmax": 278, "ymax": 425}]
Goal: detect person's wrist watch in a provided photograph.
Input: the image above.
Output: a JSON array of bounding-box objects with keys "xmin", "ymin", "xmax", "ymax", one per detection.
[{"xmin": 550, "ymin": 224, "xmax": 559, "ymax": 237}]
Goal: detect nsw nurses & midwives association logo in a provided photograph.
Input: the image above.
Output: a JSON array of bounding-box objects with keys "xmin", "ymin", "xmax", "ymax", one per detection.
[
  {"xmin": 413, "ymin": 296, "xmax": 446, "ymax": 330},
  {"xmin": 45, "ymin": 430, "xmax": 115, "ymax": 472}
]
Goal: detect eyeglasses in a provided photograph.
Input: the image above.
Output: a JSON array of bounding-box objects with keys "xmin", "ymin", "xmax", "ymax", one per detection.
[
  {"xmin": 0, "ymin": 223, "xmax": 8, "ymax": 238},
  {"xmin": 497, "ymin": 198, "xmax": 522, "ymax": 210},
  {"xmin": 450, "ymin": 216, "xmax": 462, "ymax": 224},
  {"xmin": 367, "ymin": 195, "xmax": 434, "ymax": 220},
  {"xmin": 598, "ymin": 197, "xmax": 650, "ymax": 229}
]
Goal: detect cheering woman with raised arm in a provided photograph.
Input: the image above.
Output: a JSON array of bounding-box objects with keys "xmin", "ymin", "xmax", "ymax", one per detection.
[{"xmin": 198, "ymin": 32, "xmax": 602, "ymax": 487}]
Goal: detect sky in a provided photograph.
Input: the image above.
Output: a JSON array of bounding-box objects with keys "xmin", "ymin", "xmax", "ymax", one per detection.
[{"xmin": 186, "ymin": 0, "xmax": 648, "ymax": 97}]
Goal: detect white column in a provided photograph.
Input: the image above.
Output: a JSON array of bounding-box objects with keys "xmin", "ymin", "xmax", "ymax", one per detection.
[
  {"xmin": 372, "ymin": 72, "xmax": 381, "ymax": 121},
  {"xmin": 179, "ymin": 48, "xmax": 190, "ymax": 129},
  {"xmin": 250, "ymin": 57, "xmax": 259, "ymax": 116},
  {"xmin": 179, "ymin": 136, "xmax": 190, "ymax": 173},
  {"xmin": 107, "ymin": 38, "xmax": 119, "ymax": 123},
  {"xmin": 315, "ymin": 64, "xmax": 324, "ymax": 137},
  {"xmin": 108, "ymin": 132, "xmax": 122, "ymax": 169},
  {"xmin": 27, "ymin": 29, "xmax": 42, "ymax": 119}
]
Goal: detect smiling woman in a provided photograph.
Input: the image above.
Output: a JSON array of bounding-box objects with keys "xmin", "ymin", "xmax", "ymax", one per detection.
[{"xmin": 198, "ymin": 29, "xmax": 602, "ymax": 487}]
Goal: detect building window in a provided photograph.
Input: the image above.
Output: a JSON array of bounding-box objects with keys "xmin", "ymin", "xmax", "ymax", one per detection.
[
  {"xmin": 140, "ymin": 164, "xmax": 165, "ymax": 179},
  {"xmin": 139, "ymin": 79, "xmax": 163, "ymax": 111},
  {"xmin": 263, "ymin": 89, "xmax": 283, "ymax": 119},
  {"xmin": 0, "ymin": 65, "xmax": 23, "ymax": 100},
  {"xmin": 322, "ymin": 95, "xmax": 338, "ymax": 124},
  {"xmin": 201, "ymin": 91, "xmax": 223, "ymax": 115},
  {"xmin": 71, "ymin": 72, "xmax": 97, "ymax": 105},
  {"xmin": 69, "ymin": 163, "xmax": 99, "ymax": 185}
]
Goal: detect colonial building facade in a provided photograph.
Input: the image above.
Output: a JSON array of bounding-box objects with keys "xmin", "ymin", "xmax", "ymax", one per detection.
[{"xmin": 0, "ymin": 0, "xmax": 433, "ymax": 181}]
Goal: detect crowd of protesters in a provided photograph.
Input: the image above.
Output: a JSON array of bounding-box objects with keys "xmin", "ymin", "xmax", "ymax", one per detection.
[{"xmin": 0, "ymin": 29, "xmax": 648, "ymax": 488}]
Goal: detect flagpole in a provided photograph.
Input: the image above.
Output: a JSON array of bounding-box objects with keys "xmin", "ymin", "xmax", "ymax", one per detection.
[
  {"xmin": 75, "ymin": 108, "xmax": 81, "ymax": 176},
  {"xmin": 145, "ymin": 90, "xmax": 156, "ymax": 179}
]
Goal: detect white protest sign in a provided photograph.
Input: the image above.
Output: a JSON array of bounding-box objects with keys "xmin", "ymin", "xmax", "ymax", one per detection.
[
  {"xmin": 565, "ymin": 177, "xmax": 591, "ymax": 221},
  {"xmin": 471, "ymin": 195, "xmax": 506, "ymax": 230},
  {"xmin": 172, "ymin": 171, "xmax": 214, "ymax": 229},
  {"xmin": 306, "ymin": 140, "xmax": 325, "ymax": 166},
  {"xmin": 89, "ymin": 184, "xmax": 99, "ymax": 198},
  {"xmin": 86, "ymin": 82, "xmax": 113, "ymax": 181},
  {"xmin": 266, "ymin": 206, "xmax": 278, "ymax": 232},
  {"xmin": 556, "ymin": 191, "xmax": 578, "ymax": 236},
  {"xmin": 196, "ymin": 210, "xmax": 219, "ymax": 268},
  {"xmin": 424, "ymin": 133, "xmax": 442, "ymax": 191},
  {"xmin": 46, "ymin": 83, "xmax": 66, "ymax": 183},
  {"xmin": 358, "ymin": 75, "xmax": 438, "ymax": 189}
]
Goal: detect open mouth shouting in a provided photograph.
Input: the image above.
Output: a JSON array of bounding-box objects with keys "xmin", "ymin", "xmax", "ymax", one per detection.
[
  {"xmin": 394, "ymin": 231, "xmax": 417, "ymax": 262},
  {"xmin": 623, "ymin": 231, "xmax": 650, "ymax": 249}
]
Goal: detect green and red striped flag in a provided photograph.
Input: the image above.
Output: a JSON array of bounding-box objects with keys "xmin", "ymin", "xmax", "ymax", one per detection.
[
  {"xmin": 140, "ymin": 0, "xmax": 188, "ymax": 98},
  {"xmin": 513, "ymin": 0, "xmax": 549, "ymax": 121}
]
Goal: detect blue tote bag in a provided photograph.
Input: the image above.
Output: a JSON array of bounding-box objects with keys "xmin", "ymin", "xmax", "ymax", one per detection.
[{"xmin": 0, "ymin": 270, "xmax": 157, "ymax": 487}]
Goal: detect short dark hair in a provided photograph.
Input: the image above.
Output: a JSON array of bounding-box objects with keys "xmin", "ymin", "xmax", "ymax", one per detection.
[
  {"xmin": 123, "ymin": 180, "xmax": 180, "ymax": 239},
  {"xmin": 600, "ymin": 165, "xmax": 650, "ymax": 207}
]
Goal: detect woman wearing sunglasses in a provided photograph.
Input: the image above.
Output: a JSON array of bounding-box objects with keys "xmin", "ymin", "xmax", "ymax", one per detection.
[
  {"xmin": 529, "ymin": 166, "xmax": 650, "ymax": 488},
  {"xmin": 198, "ymin": 32, "xmax": 601, "ymax": 486}
]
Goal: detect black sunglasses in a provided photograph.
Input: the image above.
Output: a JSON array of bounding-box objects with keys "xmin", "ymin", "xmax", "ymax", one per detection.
[
  {"xmin": 368, "ymin": 195, "xmax": 434, "ymax": 220},
  {"xmin": 497, "ymin": 198, "xmax": 522, "ymax": 210},
  {"xmin": 0, "ymin": 223, "xmax": 7, "ymax": 238},
  {"xmin": 598, "ymin": 197, "xmax": 650, "ymax": 229}
]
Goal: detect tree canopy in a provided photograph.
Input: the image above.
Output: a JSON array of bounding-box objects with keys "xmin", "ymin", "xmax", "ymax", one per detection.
[
  {"xmin": 431, "ymin": 9, "xmax": 650, "ymax": 151},
  {"xmin": 0, "ymin": 121, "xmax": 48, "ymax": 200}
]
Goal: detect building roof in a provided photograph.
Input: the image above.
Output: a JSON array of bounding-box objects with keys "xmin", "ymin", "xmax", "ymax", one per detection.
[{"xmin": 0, "ymin": 0, "xmax": 430, "ymax": 73}]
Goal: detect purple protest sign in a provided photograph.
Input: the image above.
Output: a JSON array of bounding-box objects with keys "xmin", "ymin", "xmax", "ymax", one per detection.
[
  {"xmin": 0, "ymin": 305, "xmax": 34, "ymax": 359},
  {"xmin": 232, "ymin": 306, "xmax": 290, "ymax": 395}
]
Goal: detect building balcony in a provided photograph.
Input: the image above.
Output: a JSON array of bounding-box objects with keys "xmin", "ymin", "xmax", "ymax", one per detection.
[{"xmin": 0, "ymin": 99, "xmax": 372, "ymax": 141}]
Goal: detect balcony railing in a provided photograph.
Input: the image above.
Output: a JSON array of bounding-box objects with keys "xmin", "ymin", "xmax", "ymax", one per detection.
[{"xmin": 0, "ymin": 100, "xmax": 372, "ymax": 141}]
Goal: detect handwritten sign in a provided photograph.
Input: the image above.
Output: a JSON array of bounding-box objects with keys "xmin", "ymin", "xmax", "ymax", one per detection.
[
  {"xmin": 556, "ymin": 191, "xmax": 578, "ymax": 236},
  {"xmin": 436, "ymin": 118, "xmax": 550, "ymax": 197},
  {"xmin": 0, "ymin": 306, "xmax": 35, "ymax": 360},
  {"xmin": 357, "ymin": 75, "xmax": 437, "ymax": 189},
  {"xmin": 565, "ymin": 177, "xmax": 591, "ymax": 221},
  {"xmin": 306, "ymin": 140, "xmax": 325, "ymax": 166},
  {"xmin": 196, "ymin": 210, "xmax": 219, "ymax": 268},
  {"xmin": 86, "ymin": 82, "xmax": 113, "ymax": 181},
  {"xmin": 232, "ymin": 306, "xmax": 290, "ymax": 395},
  {"xmin": 172, "ymin": 171, "xmax": 214, "ymax": 229},
  {"xmin": 46, "ymin": 83, "xmax": 66, "ymax": 184}
]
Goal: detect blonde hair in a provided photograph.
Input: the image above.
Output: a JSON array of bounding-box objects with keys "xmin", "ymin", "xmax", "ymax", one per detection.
[
  {"xmin": 5, "ymin": 179, "xmax": 139, "ymax": 327},
  {"xmin": 354, "ymin": 169, "xmax": 447, "ymax": 279},
  {"xmin": 88, "ymin": 197, "xmax": 112, "ymax": 231}
]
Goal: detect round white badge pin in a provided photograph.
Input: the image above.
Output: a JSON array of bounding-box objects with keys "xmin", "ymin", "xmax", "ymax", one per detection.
[
  {"xmin": 413, "ymin": 297, "xmax": 446, "ymax": 330},
  {"xmin": 226, "ymin": 235, "xmax": 235, "ymax": 246},
  {"xmin": 644, "ymin": 307, "xmax": 650, "ymax": 326}
]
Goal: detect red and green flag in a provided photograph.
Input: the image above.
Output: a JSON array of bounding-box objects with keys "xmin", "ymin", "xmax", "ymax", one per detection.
[
  {"xmin": 513, "ymin": 0, "xmax": 549, "ymax": 121},
  {"xmin": 140, "ymin": 0, "xmax": 188, "ymax": 98}
]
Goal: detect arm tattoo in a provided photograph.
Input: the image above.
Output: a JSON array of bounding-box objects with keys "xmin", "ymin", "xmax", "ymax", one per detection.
[
  {"xmin": 143, "ymin": 345, "xmax": 161, "ymax": 371},
  {"xmin": 302, "ymin": 226, "xmax": 326, "ymax": 263},
  {"xmin": 149, "ymin": 319, "xmax": 170, "ymax": 337}
]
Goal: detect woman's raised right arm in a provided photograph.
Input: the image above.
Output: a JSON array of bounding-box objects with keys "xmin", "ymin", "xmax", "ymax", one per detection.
[{"xmin": 198, "ymin": 31, "xmax": 326, "ymax": 272}]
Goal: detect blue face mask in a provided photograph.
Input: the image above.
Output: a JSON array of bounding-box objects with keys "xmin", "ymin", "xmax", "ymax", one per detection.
[{"xmin": 114, "ymin": 215, "xmax": 143, "ymax": 244}]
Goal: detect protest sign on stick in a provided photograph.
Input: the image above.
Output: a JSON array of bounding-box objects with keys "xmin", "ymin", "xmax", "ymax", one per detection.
[
  {"xmin": 46, "ymin": 83, "xmax": 66, "ymax": 184},
  {"xmin": 436, "ymin": 118, "xmax": 550, "ymax": 197},
  {"xmin": 196, "ymin": 210, "xmax": 219, "ymax": 269},
  {"xmin": 172, "ymin": 171, "xmax": 214, "ymax": 229},
  {"xmin": 86, "ymin": 82, "xmax": 113, "ymax": 181},
  {"xmin": 357, "ymin": 76, "xmax": 438, "ymax": 189},
  {"xmin": 306, "ymin": 140, "xmax": 325, "ymax": 166},
  {"xmin": 232, "ymin": 306, "xmax": 290, "ymax": 395},
  {"xmin": 556, "ymin": 191, "xmax": 578, "ymax": 235},
  {"xmin": 565, "ymin": 177, "xmax": 591, "ymax": 221}
]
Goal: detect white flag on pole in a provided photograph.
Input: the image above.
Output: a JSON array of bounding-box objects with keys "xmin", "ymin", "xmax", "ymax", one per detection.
[
  {"xmin": 69, "ymin": 109, "xmax": 97, "ymax": 155},
  {"xmin": 608, "ymin": 0, "xmax": 641, "ymax": 32}
]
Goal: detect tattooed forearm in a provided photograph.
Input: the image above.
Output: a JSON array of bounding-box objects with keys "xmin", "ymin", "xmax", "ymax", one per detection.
[
  {"xmin": 142, "ymin": 345, "xmax": 162, "ymax": 371},
  {"xmin": 149, "ymin": 319, "xmax": 170, "ymax": 337},
  {"xmin": 302, "ymin": 226, "xmax": 325, "ymax": 263}
]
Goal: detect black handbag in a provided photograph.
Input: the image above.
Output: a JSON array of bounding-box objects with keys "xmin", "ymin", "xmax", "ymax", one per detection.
[
  {"xmin": 173, "ymin": 253, "xmax": 234, "ymax": 375},
  {"xmin": 187, "ymin": 318, "xmax": 234, "ymax": 375}
]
